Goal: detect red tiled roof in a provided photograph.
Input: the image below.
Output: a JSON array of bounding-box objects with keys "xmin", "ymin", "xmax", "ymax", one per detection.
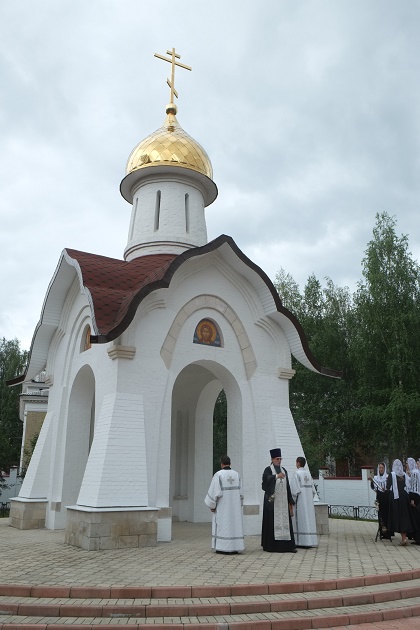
[
  {"xmin": 7, "ymin": 235, "xmax": 342, "ymax": 387},
  {"xmin": 65, "ymin": 249, "xmax": 178, "ymax": 340}
]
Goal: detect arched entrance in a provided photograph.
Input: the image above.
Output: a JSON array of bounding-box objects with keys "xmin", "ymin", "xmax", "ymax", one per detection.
[
  {"xmin": 60, "ymin": 365, "xmax": 95, "ymax": 523},
  {"xmin": 170, "ymin": 360, "xmax": 242, "ymax": 523}
]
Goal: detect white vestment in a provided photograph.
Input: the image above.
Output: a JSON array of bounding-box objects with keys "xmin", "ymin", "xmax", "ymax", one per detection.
[
  {"xmin": 204, "ymin": 468, "xmax": 245, "ymax": 552},
  {"xmin": 271, "ymin": 464, "xmax": 292, "ymax": 540},
  {"xmin": 290, "ymin": 467, "xmax": 318, "ymax": 547}
]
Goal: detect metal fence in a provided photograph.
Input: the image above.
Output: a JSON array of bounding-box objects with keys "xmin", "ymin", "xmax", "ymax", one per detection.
[
  {"xmin": 0, "ymin": 502, "xmax": 10, "ymax": 518},
  {"xmin": 328, "ymin": 505, "xmax": 378, "ymax": 521}
]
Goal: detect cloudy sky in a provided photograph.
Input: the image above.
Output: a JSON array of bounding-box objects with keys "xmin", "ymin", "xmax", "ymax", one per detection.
[{"xmin": 1, "ymin": 1, "xmax": 419, "ymax": 350}]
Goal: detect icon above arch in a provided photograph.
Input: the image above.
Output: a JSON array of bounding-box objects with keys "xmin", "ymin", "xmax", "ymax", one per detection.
[{"xmin": 193, "ymin": 318, "xmax": 222, "ymax": 347}]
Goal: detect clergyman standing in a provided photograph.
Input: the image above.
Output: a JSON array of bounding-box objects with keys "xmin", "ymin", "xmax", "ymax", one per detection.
[
  {"xmin": 204, "ymin": 455, "xmax": 245, "ymax": 554},
  {"xmin": 261, "ymin": 448, "xmax": 297, "ymax": 553},
  {"xmin": 290, "ymin": 456, "xmax": 318, "ymax": 548}
]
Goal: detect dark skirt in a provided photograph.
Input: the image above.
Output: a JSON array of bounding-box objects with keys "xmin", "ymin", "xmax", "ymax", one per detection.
[
  {"xmin": 261, "ymin": 499, "xmax": 296, "ymax": 552},
  {"xmin": 389, "ymin": 492, "xmax": 414, "ymax": 534},
  {"xmin": 376, "ymin": 490, "xmax": 393, "ymax": 538},
  {"xmin": 409, "ymin": 493, "xmax": 420, "ymax": 543}
]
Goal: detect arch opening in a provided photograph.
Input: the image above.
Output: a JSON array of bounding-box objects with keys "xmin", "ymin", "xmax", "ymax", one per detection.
[
  {"xmin": 170, "ymin": 361, "xmax": 242, "ymax": 524},
  {"xmin": 60, "ymin": 365, "xmax": 95, "ymax": 523}
]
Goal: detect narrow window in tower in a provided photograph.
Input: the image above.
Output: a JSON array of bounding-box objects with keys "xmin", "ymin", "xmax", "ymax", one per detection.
[
  {"xmin": 129, "ymin": 198, "xmax": 139, "ymax": 240},
  {"xmin": 185, "ymin": 193, "xmax": 190, "ymax": 233},
  {"xmin": 154, "ymin": 190, "xmax": 161, "ymax": 231}
]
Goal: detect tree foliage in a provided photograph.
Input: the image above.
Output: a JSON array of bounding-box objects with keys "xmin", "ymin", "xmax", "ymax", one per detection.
[
  {"xmin": 0, "ymin": 338, "xmax": 27, "ymax": 476},
  {"xmin": 351, "ymin": 213, "xmax": 420, "ymax": 461},
  {"xmin": 275, "ymin": 272, "xmax": 356, "ymax": 472},
  {"xmin": 213, "ymin": 390, "xmax": 227, "ymax": 473},
  {"xmin": 275, "ymin": 212, "xmax": 420, "ymax": 473}
]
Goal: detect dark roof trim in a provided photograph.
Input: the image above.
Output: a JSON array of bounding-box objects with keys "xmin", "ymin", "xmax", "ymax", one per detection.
[
  {"xmin": 90, "ymin": 234, "xmax": 342, "ymax": 379},
  {"xmin": 8, "ymin": 234, "xmax": 342, "ymax": 386},
  {"xmin": 6, "ymin": 374, "xmax": 26, "ymax": 387}
]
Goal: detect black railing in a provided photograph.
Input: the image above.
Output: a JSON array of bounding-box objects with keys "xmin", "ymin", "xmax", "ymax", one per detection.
[
  {"xmin": 0, "ymin": 502, "xmax": 10, "ymax": 517},
  {"xmin": 328, "ymin": 505, "xmax": 378, "ymax": 521}
]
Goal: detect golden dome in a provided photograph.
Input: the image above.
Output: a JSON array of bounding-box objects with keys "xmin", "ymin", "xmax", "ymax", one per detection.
[{"xmin": 126, "ymin": 103, "xmax": 213, "ymax": 179}]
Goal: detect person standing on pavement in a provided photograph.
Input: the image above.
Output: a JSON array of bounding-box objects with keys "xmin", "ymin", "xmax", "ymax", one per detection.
[
  {"xmin": 369, "ymin": 462, "xmax": 393, "ymax": 539},
  {"xmin": 387, "ymin": 459, "xmax": 413, "ymax": 546},
  {"xmin": 204, "ymin": 455, "xmax": 245, "ymax": 554},
  {"xmin": 406, "ymin": 457, "xmax": 420, "ymax": 544},
  {"xmin": 290, "ymin": 457, "xmax": 318, "ymax": 548},
  {"xmin": 261, "ymin": 448, "xmax": 297, "ymax": 553}
]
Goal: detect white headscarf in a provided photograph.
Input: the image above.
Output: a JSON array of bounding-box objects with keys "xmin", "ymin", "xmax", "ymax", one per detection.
[
  {"xmin": 407, "ymin": 457, "xmax": 416, "ymax": 473},
  {"xmin": 391, "ymin": 459, "xmax": 405, "ymax": 500},
  {"xmin": 407, "ymin": 457, "xmax": 420, "ymax": 495},
  {"xmin": 373, "ymin": 462, "xmax": 387, "ymax": 491},
  {"xmin": 392, "ymin": 459, "xmax": 404, "ymax": 475}
]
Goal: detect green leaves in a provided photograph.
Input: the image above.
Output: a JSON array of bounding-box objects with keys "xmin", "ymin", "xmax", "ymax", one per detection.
[
  {"xmin": 352, "ymin": 213, "xmax": 420, "ymax": 459},
  {"xmin": 0, "ymin": 338, "xmax": 27, "ymax": 479},
  {"xmin": 275, "ymin": 212, "xmax": 420, "ymax": 472},
  {"xmin": 213, "ymin": 390, "xmax": 227, "ymax": 474}
]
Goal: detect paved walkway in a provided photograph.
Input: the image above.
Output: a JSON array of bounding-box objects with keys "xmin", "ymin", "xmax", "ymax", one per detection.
[
  {"xmin": 1, "ymin": 517, "xmax": 419, "ymax": 587},
  {"xmin": 2, "ymin": 517, "xmax": 420, "ymax": 628}
]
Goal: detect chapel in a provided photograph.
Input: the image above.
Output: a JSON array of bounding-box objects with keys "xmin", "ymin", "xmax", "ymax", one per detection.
[{"xmin": 9, "ymin": 49, "xmax": 340, "ymax": 550}]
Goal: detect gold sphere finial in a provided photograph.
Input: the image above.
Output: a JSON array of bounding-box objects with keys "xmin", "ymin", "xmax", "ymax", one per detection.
[{"xmin": 166, "ymin": 102, "xmax": 178, "ymax": 115}]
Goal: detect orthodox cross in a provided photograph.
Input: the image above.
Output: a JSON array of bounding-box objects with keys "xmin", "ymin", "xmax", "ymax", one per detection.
[
  {"xmin": 227, "ymin": 475, "xmax": 235, "ymax": 484},
  {"xmin": 154, "ymin": 47, "xmax": 192, "ymax": 103}
]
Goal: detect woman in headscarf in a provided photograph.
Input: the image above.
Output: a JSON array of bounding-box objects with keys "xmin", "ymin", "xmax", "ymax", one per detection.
[
  {"xmin": 369, "ymin": 462, "xmax": 393, "ymax": 539},
  {"xmin": 386, "ymin": 459, "xmax": 413, "ymax": 546},
  {"xmin": 406, "ymin": 457, "xmax": 420, "ymax": 544}
]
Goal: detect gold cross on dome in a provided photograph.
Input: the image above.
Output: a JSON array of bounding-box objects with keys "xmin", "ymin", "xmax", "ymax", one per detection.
[{"xmin": 154, "ymin": 47, "xmax": 192, "ymax": 104}]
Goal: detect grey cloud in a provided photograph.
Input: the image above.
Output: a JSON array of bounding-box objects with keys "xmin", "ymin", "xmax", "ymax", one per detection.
[{"xmin": 1, "ymin": 0, "xmax": 419, "ymax": 348}]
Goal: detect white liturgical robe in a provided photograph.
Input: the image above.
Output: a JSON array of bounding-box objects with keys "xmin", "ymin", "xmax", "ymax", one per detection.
[
  {"xmin": 291, "ymin": 467, "xmax": 318, "ymax": 547},
  {"xmin": 204, "ymin": 467, "xmax": 245, "ymax": 552}
]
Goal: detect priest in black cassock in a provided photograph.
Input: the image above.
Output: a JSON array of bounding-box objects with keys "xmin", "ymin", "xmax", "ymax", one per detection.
[{"xmin": 261, "ymin": 448, "xmax": 297, "ymax": 553}]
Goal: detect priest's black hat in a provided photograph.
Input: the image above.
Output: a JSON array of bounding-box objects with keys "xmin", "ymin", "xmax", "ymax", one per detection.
[{"xmin": 270, "ymin": 448, "xmax": 281, "ymax": 458}]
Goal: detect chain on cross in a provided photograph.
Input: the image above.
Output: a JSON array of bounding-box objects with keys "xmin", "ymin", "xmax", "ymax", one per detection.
[{"xmin": 154, "ymin": 47, "xmax": 192, "ymax": 105}]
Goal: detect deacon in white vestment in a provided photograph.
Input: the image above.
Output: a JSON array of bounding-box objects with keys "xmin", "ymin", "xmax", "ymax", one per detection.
[
  {"xmin": 204, "ymin": 455, "xmax": 245, "ymax": 554},
  {"xmin": 290, "ymin": 457, "xmax": 318, "ymax": 548}
]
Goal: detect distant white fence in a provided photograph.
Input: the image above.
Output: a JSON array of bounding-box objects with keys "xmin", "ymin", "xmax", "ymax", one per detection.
[{"xmin": 315, "ymin": 466, "xmax": 375, "ymax": 508}]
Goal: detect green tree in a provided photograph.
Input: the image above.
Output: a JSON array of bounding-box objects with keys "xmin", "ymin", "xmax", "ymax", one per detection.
[
  {"xmin": 0, "ymin": 338, "xmax": 27, "ymax": 477},
  {"xmin": 275, "ymin": 270, "xmax": 354, "ymax": 472},
  {"xmin": 291, "ymin": 277, "xmax": 355, "ymax": 473},
  {"xmin": 274, "ymin": 268, "xmax": 303, "ymax": 314},
  {"xmin": 274, "ymin": 212, "xmax": 420, "ymax": 471},
  {"xmin": 351, "ymin": 212, "xmax": 420, "ymax": 460},
  {"xmin": 213, "ymin": 390, "xmax": 227, "ymax": 473}
]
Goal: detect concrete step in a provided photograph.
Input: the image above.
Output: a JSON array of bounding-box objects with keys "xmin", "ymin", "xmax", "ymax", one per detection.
[{"xmin": 1, "ymin": 570, "xmax": 420, "ymax": 628}]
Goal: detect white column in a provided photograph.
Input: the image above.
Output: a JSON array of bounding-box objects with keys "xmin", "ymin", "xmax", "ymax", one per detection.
[{"xmin": 77, "ymin": 392, "xmax": 148, "ymax": 507}]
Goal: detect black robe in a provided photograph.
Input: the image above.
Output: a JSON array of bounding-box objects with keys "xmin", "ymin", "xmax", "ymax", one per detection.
[
  {"xmin": 386, "ymin": 473, "xmax": 413, "ymax": 535},
  {"xmin": 408, "ymin": 491, "xmax": 420, "ymax": 543},
  {"xmin": 261, "ymin": 465, "xmax": 296, "ymax": 552},
  {"xmin": 370, "ymin": 479, "xmax": 393, "ymax": 538}
]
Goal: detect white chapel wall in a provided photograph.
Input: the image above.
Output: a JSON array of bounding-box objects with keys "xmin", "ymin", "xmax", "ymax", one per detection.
[
  {"xmin": 134, "ymin": 251, "xmax": 306, "ymax": 533},
  {"xmin": 19, "ymin": 241, "xmax": 313, "ymax": 536}
]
